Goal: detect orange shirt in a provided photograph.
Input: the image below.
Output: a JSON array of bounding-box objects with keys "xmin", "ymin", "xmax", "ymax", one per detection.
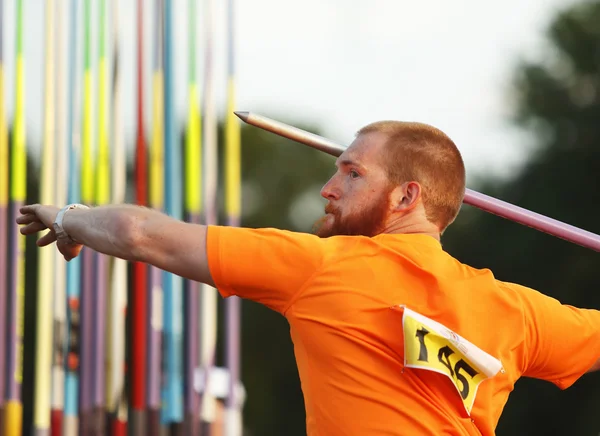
[{"xmin": 207, "ymin": 226, "xmax": 600, "ymax": 435}]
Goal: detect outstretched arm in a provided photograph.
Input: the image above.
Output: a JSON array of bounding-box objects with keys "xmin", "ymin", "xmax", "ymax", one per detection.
[
  {"xmin": 515, "ymin": 282, "xmax": 600, "ymax": 387},
  {"xmin": 17, "ymin": 203, "xmax": 215, "ymax": 286}
]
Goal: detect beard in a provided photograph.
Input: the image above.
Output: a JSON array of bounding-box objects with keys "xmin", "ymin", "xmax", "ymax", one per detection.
[{"xmin": 312, "ymin": 186, "xmax": 393, "ymax": 238}]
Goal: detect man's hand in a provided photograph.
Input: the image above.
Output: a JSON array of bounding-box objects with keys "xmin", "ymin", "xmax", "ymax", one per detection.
[
  {"xmin": 16, "ymin": 204, "xmax": 83, "ymax": 261},
  {"xmin": 17, "ymin": 204, "xmax": 59, "ymax": 241}
]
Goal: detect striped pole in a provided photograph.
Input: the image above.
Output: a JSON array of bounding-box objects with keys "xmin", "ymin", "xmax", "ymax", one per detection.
[
  {"xmin": 0, "ymin": 0, "xmax": 8, "ymax": 428},
  {"xmin": 131, "ymin": 0, "xmax": 148, "ymax": 433},
  {"xmin": 184, "ymin": 0, "xmax": 202, "ymax": 434},
  {"xmin": 92, "ymin": 0, "xmax": 110, "ymax": 432},
  {"xmin": 162, "ymin": 0, "xmax": 184, "ymax": 429},
  {"xmin": 6, "ymin": 0, "xmax": 26, "ymax": 432},
  {"xmin": 79, "ymin": 0, "xmax": 96, "ymax": 432},
  {"xmin": 63, "ymin": 0, "xmax": 82, "ymax": 434},
  {"xmin": 235, "ymin": 111, "xmax": 600, "ymax": 252},
  {"xmin": 200, "ymin": 0, "xmax": 219, "ymax": 431},
  {"xmin": 147, "ymin": 1, "xmax": 165, "ymax": 433},
  {"xmin": 224, "ymin": 0, "xmax": 242, "ymax": 433},
  {"xmin": 107, "ymin": 2, "xmax": 127, "ymax": 433},
  {"xmin": 34, "ymin": 1, "xmax": 57, "ymax": 434},
  {"xmin": 51, "ymin": 0, "xmax": 69, "ymax": 432}
]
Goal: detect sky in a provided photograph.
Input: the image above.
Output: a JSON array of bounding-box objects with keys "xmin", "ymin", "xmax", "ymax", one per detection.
[{"xmin": 1, "ymin": 0, "xmax": 579, "ymax": 188}]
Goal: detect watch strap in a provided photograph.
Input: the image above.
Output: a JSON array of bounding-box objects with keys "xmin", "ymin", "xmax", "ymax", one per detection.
[{"xmin": 53, "ymin": 203, "xmax": 89, "ymax": 243}]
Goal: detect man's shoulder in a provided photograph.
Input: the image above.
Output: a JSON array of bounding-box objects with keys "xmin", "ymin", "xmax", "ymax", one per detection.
[
  {"xmin": 207, "ymin": 225, "xmax": 331, "ymax": 255},
  {"xmin": 207, "ymin": 224, "xmax": 313, "ymax": 240},
  {"xmin": 211, "ymin": 225, "xmax": 376, "ymax": 247}
]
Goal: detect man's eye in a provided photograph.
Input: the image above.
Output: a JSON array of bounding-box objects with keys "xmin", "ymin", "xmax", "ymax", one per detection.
[{"xmin": 349, "ymin": 170, "xmax": 360, "ymax": 179}]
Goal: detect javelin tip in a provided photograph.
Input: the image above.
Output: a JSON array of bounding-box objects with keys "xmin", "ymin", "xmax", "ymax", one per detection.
[{"xmin": 234, "ymin": 111, "xmax": 249, "ymax": 122}]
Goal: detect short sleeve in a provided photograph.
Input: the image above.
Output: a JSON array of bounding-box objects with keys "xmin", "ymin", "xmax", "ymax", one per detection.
[
  {"xmin": 515, "ymin": 283, "xmax": 600, "ymax": 389},
  {"xmin": 206, "ymin": 226, "xmax": 327, "ymax": 314}
]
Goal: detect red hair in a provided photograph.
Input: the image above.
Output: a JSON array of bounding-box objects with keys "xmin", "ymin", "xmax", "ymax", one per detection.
[{"xmin": 357, "ymin": 121, "xmax": 466, "ymax": 232}]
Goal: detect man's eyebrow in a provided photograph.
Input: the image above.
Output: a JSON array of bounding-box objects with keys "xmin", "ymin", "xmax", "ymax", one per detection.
[{"xmin": 337, "ymin": 159, "xmax": 366, "ymax": 171}]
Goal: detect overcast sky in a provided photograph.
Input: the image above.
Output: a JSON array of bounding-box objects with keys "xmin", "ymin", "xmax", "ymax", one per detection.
[{"xmin": 1, "ymin": 0, "xmax": 578, "ymax": 186}]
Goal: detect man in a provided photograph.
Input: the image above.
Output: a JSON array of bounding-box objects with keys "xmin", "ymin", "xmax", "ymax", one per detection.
[{"xmin": 17, "ymin": 120, "xmax": 600, "ymax": 435}]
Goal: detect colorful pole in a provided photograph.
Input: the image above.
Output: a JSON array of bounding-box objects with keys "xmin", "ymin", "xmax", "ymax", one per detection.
[
  {"xmin": 92, "ymin": 0, "xmax": 109, "ymax": 432},
  {"xmin": 184, "ymin": 0, "xmax": 202, "ymax": 434},
  {"xmin": 0, "ymin": 0, "xmax": 8, "ymax": 428},
  {"xmin": 6, "ymin": 0, "xmax": 26, "ymax": 433},
  {"xmin": 147, "ymin": 1, "xmax": 165, "ymax": 433},
  {"xmin": 34, "ymin": 1, "xmax": 56, "ymax": 433},
  {"xmin": 79, "ymin": 0, "xmax": 96, "ymax": 432},
  {"xmin": 107, "ymin": 2, "xmax": 127, "ymax": 433},
  {"xmin": 235, "ymin": 111, "xmax": 600, "ymax": 253},
  {"xmin": 63, "ymin": 0, "xmax": 82, "ymax": 434},
  {"xmin": 162, "ymin": 0, "xmax": 184, "ymax": 429},
  {"xmin": 224, "ymin": 0, "xmax": 242, "ymax": 433},
  {"xmin": 131, "ymin": 0, "xmax": 148, "ymax": 434},
  {"xmin": 200, "ymin": 0, "xmax": 219, "ymax": 431},
  {"xmin": 51, "ymin": 0, "xmax": 69, "ymax": 431}
]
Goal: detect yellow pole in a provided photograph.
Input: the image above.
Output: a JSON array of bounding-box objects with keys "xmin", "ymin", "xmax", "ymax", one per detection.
[{"xmin": 33, "ymin": 0, "xmax": 56, "ymax": 432}]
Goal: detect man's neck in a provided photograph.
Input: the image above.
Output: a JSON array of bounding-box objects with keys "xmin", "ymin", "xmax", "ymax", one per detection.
[{"xmin": 380, "ymin": 217, "xmax": 441, "ymax": 241}]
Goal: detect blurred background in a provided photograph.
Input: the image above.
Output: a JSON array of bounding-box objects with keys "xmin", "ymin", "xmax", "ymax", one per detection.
[{"xmin": 2, "ymin": 0, "xmax": 600, "ymax": 435}]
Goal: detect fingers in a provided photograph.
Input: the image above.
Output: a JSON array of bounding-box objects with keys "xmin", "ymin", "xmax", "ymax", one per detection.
[
  {"xmin": 16, "ymin": 204, "xmax": 80, "ymax": 258},
  {"xmin": 19, "ymin": 221, "xmax": 49, "ymax": 236},
  {"xmin": 16, "ymin": 213, "xmax": 44, "ymax": 226},
  {"xmin": 19, "ymin": 204, "xmax": 40, "ymax": 215},
  {"xmin": 16, "ymin": 205, "xmax": 44, "ymax": 228},
  {"xmin": 37, "ymin": 231, "xmax": 57, "ymax": 247},
  {"xmin": 16, "ymin": 204, "xmax": 60, "ymax": 232}
]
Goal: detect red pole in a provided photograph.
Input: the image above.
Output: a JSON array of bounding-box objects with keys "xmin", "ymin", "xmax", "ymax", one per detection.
[{"xmin": 131, "ymin": 0, "xmax": 148, "ymax": 434}]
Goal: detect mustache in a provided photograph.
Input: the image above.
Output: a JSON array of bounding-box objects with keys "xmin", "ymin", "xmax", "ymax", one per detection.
[{"xmin": 324, "ymin": 203, "xmax": 339, "ymax": 215}]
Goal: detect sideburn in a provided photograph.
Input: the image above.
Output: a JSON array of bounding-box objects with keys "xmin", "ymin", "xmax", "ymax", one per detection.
[{"xmin": 335, "ymin": 187, "xmax": 392, "ymax": 237}]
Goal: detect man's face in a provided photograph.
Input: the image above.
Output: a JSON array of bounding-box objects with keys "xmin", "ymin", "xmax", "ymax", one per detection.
[{"xmin": 314, "ymin": 132, "xmax": 394, "ymax": 238}]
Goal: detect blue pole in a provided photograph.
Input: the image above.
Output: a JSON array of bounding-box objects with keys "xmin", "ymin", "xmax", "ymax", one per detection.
[
  {"xmin": 64, "ymin": 0, "xmax": 82, "ymax": 434},
  {"xmin": 161, "ymin": 0, "xmax": 184, "ymax": 426}
]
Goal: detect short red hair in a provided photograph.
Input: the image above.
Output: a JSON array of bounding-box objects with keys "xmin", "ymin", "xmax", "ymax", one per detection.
[{"xmin": 356, "ymin": 121, "xmax": 466, "ymax": 233}]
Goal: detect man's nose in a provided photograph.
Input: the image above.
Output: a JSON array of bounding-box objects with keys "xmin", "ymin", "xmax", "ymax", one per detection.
[{"xmin": 320, "ymin": 177, "xmax": 340, "ymax": 201}]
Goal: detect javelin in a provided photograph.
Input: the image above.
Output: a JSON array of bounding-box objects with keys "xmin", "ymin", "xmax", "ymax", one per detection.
[{"xmin": 234, "ymin": 111, "xmax": 600, "ymax": 253}]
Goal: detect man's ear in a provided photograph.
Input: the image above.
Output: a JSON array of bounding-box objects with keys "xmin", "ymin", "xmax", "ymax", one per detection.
[{"xmin": 390, "ymin": 181, "xmax": 422, "ymax": 212}]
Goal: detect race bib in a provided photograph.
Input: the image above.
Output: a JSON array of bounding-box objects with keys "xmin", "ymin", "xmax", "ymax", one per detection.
[{"xmin": 400, "ymin": 306, "xmax": 503, "ymax": 414}]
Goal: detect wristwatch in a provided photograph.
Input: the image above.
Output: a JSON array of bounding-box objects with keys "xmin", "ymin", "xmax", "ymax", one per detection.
[{"xmin": 53, "ymin": 203, "xmax": 90, "ymax": 243}]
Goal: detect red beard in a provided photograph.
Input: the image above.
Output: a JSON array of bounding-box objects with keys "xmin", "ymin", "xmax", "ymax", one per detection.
[{"xmin": 313, "ymin": 187, "xmax": 392, "ymax": 238}]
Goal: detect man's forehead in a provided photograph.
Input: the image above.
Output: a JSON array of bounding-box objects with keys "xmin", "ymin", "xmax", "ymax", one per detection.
[{"xmin": 338, "ymin": 131, "xmax": 387, "ymax": 165}]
